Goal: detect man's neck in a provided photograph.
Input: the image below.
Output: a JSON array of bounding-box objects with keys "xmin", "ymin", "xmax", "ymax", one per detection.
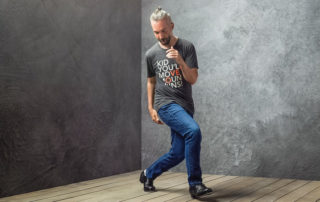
[{"xmin": 159, "ymin": 35, "xmax": 178, "ymax": 49}]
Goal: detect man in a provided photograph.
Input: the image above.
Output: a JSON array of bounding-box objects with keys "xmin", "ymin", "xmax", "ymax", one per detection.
[{"xmin": 139, "ymin": 7, "xmax": 212, "ymax": 198}]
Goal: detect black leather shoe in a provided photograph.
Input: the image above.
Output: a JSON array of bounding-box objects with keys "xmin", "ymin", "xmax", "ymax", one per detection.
[
  {"xmin": 140, "ymin": 171, "xmax": 156, "ymax": 192},
  {"xmin": 189, "ymin": 183, "xmax": 212, "ymax": 198}
]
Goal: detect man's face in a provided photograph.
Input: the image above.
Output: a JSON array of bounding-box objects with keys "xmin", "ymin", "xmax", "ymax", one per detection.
[{"xmin": 151, "ymin": 19, "xmax": 174, "ymax": 46}]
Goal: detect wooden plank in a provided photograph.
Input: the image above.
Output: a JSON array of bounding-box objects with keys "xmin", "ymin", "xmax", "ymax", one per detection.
[
  {"xmin": 254, "ymin": 180, "xmax": 309, "ymax": 202},
  {"xmin": 0, "ymin": 170, "xmax": 142, "ymax": 201},
  {"xmin": 1, "ymin": 171, "xmax": 173, "ymax": 202},
  {"xmin": 276, "ymin": 181, "xmax": 320, "ymax": 202},
  {"xmin": 131, "ymin": 176, "xmax": 236, "ymax": 202},
  {"xmin": 188, "ymin": 177, "xmax": 263, "ymax": 202},
  {"xmin": 232, "ymin": 179, "xmax": 294, "ymax": 202},
  {"xmin": 2, "ymin": 171, "xmax": 319, "ymax": 202},
  {"xmin": 53, "ymin": 172, "xmax": 185, "ymax": 202},
  {"xmin": 189, "ymin": 177, "xmax": 275, "ymax": 202},
  {"xmin": 80, "ymin": 173, "xmax": 212, "ymax": 202},
  {"xmin": 224, "ymin": 177, "xmax": 279, "ymax": 201},
  {"xmin": 156, "ymin": 176, "xmax": 244, "ymax": 202},
  {"xmin": 166, "ymin": 176, "xmax": 258, "ymax": 202},
  {"xmin": 295, "ymin": 186, "xmax": 320, "ymax": 202},
  {"xmin": 122, "ymin": 174, "xmax": 224, "ymax": 202}
]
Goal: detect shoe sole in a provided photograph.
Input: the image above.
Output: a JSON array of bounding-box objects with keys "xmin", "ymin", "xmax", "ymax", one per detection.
[
  {"xmin": 144, "ymin": 188, "xmax": 156, "ymax": 192},
  {"xmin": 190, "ymin": 189, "xmax": 213, "ymax": 198}
]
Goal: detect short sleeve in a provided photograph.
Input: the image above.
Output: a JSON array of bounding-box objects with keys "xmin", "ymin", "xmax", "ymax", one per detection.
[
  {"xmin": 184, "ymin": 44, "xmax": 198, "ymax": 69},
  {"xmin": 146, "ymin": 55, "xmax": 155, "ymax": 78}
]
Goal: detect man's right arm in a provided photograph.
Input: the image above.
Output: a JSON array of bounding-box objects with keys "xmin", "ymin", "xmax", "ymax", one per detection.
[{"xmin": 147, "ymin": 77, "xmax": 163, "ymax": 124}]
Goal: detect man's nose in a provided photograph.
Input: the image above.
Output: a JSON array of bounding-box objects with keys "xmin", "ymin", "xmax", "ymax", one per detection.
[{"xmin": 159, "ymin": 32, "xmax": 165, "ymax": 38}]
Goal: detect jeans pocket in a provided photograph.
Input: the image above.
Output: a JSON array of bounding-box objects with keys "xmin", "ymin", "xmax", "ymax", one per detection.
[
  {"xmin": 157, "ymin": 109, "xmax": 167, "ymax": 123},
  {"xmin": 158, "ymin": 103, "xmax": 172, "ymax": 117},
  {"xmin": 158, "ymin": 105, "xmax": 175, "ymax": 124}
]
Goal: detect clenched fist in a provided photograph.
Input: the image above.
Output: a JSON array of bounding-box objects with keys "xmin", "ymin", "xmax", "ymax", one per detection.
[{"xmin": 166, "ymin": 46, "xmax": 183, "ymax": 65}]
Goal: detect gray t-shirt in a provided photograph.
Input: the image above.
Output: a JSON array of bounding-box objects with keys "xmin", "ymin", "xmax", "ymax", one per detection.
[{"xmin": 146, "ymin": 38, "xmax": 198, "ymax": 115}]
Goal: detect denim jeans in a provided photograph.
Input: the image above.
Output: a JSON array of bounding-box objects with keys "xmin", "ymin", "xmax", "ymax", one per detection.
[{"xmin": 146, "ymin": 102, "xmax": 202, "ymax": 186}]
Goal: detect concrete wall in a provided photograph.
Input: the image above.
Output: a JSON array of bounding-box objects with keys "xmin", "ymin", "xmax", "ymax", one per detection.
[
  {"xmin": 0, "ymin": 0, "xmax": 141, "ymax": 197},
  {"xmin": 141, "ymin": 0, "xmax": 320, "ymax": 180}
]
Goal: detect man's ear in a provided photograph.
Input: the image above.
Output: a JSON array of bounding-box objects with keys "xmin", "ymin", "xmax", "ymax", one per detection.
[{"xmin": 171, "ymin": 23, "xmax": 174, "ymax": 30}]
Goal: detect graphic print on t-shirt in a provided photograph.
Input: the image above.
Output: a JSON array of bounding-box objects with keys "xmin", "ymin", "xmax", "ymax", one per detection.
[{"xmin": 156, "ymin": 58, "xmax": 183, "ymax": 88}]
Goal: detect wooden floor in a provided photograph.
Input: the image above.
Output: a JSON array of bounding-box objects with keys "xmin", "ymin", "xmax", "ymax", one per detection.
[{"xmin": 1, "ymin": 170, "xmax": 320, "ymax": 202}]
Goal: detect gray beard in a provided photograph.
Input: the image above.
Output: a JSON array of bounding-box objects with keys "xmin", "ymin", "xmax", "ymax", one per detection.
[{"xmin": 159, "ymin": 36, "xmax": 171, "ymax": 45}]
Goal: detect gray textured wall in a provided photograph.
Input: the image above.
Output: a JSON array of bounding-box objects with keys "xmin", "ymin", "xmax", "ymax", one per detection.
[
  {"xmin": 0, "ymin": 0, "xmax": 141, "ymax": 197},
  {"xmin": 142, "ymin": 0, "xmax": 320, "ymax": 180}
]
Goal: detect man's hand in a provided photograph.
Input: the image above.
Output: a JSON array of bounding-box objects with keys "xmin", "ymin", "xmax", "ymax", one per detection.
[
  {"xmin": 149, "ymin": 108, "xmax": 164, "ymax": 124},
  {"xmin": 166, "ymin": 46, "xmax": 198, "ymax": 85},
  {"xmin": 166, "ymin": 46, "xmax": 183, "ymax": 65}
]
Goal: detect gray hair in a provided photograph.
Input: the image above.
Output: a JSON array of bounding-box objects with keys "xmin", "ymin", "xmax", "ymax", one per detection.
[{"xmin": 150, "ymin": 7, "xmax": 172, "ymax": 24}]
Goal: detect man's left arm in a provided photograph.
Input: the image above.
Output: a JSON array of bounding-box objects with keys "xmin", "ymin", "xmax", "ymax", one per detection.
[{"xmin": 166, "ymin": 46, "xmax": 198, "ymax": 85}]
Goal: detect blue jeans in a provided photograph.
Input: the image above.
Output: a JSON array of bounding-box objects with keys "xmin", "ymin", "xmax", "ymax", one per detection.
[{"xmin": 146, "ymin": 103, "xmax": 202, "ymax": 186}]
